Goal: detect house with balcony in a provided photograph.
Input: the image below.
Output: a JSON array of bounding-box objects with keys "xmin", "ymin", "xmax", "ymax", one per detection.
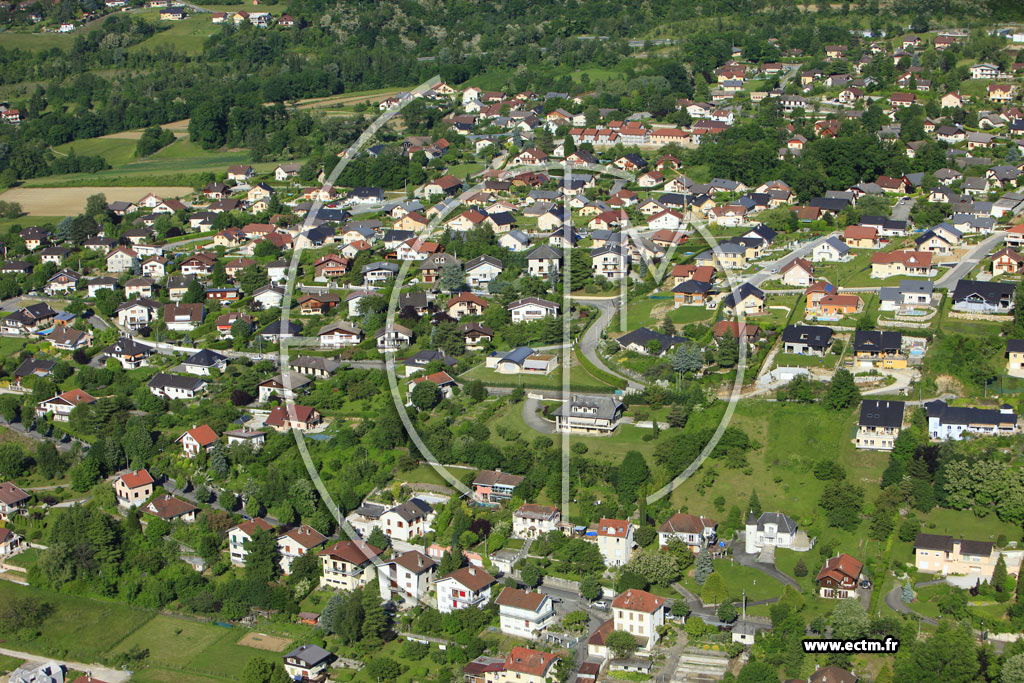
[
  {"xmin": 496, "ymin": 587, "xmax": 556, "ymax": 638},
  {"xmin": 508, "ymin": 297, "xmax": 559, "ymax": 324},
  {"xmin": 915, "ymin": 533, "xmax": 1001, "ymax": 579},
  {"xmin": 318, "ymin": 539, "xmax": 381, "ymax": 591},
  {"xmin": 852, "ymin": 330, "xmax": 906, "ymax": 369},
  {"xmin": 855, "ymin": 399, "xmax": 905, "ymax": 451},
  {"xmin": 472, "ymin": 470, "xmax": 524, "ymax": 504},
  {"xmin": 375, "ymin": 549, "xmax": 435, "ymax": 607},
  {"xmin": 283, "ymin": 645, "xmax": 335, "ymax": 682},
  {"xmin": 436, "ymin": 566, "xmax": 496, "ymax": 613},
  {"xmin": 227, "ymin": 518, "xmax": 274, "ymax": 566},
  {"xmin": 588, "ymin": 589, "xmax": 666, "ymax": 660},
  {"xmin": 925, "ymin": 400, "xmax": 1017, "ymax": 441},
  {"xmin": 816, "ymin": 553, "xmax": 863, "ymax": 599},
  {"xmin": 513, "ymin": 504, "xmax": 561, "ymax": 539},
  {"xmin": 744, "ymin": 511, "xmax": 809, "ymax": 554},
  {"xmin": 552, "ymin": 395, "xmax": 624, "ymax": 434},
  {"xmin": 596, "ymin": 518, "xmax": 635, "ymax": 567},
  {"xmin": 277, "ymin": 525, "xmax": 328, "ymax": 574},
  {"xmin": 657, "ymin": 513, "xmax": 717, "ymax": 552},
  {"xmin": 0, "ymin": 482, "xmax": 30, "ymax": 520}
]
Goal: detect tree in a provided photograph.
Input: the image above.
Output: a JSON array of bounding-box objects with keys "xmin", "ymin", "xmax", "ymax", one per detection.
[
  {"xmin": 1002, "ymin": 654, "xmax": 1024, "ymax": 683},
  {"xmin": 467, "ymin": 380, "xmax": 486, "ymax": 402},
  {"xmin": 605, "ymin": 630, "xmax": 638, "ymax": 659},
  {"xmin": 520, "ymin": 562, "xmax": 542, "ymax": 588},
  {"xmin": 1014, "ymin": 280, "xmax": 1024, "ymax": 339},
  {"xmin": 634, "ymin": 526, "xmax": 656, "ymax": 548},
  {"xmin": 748, "ymin": 490, "xmax": 762, "ymax": 519},
  {"xmin": 438, "ymin": 547, "xmax": 464, "ymax": 576},
  {"xmin": 410, "ymin": 381, "xmax": 441, "ymax": 411},
  {"xmin": 701, "ymin": 572, "xmax": 729, "ymax": 605},
  {"xmin": 242, "ymin": 657, "xmax": 289, "ymax": 683},
  {"xmin": 671, "ymin": 600, "xmax": 690, "ymax": 619},
  {"xmin": 671, "ymin": 342, "xmax": 704, "ymax": 375},
  {"xmin": 717, "ymin": 601, "xmax": 738, "ymax": 623},
  {"xmin": 716, "ymin": 335, "xmax": 739, "ymax": 368},
  {"xmin": 580, "ymin": 574, "xmax": 602, "ymax": 602},
  {"xmin": 830, "ymin": 598, "xmax": 869, "ymax": 640},
  {"xmin": 361, "ymin": 586, "xmax": 389, "ymax": 642},
  {"xmin": 367, "ymin": 526, "xmax": 390, "ymax": 550},
  {"xmin": 994, "ymin": 554, "xmax": 1010, "ymax": 599},
  {"xmin": 244, "ymin": 529, "xmax": 280, "ymax": 584},
  {"xmin": 823, "ymin": 369, "xmax": 860, "ymax": 410},
  {"xmin": 624, "ymin": 548, "xmax": 681, "ymax": 586},
  {"xmin": 616, "ymin": 450, "xmax": 649, "ymax": 503},
  {"xmin": 736, "ymin": 659, "xmax": 779, "ymax": 683},
  {"xmin": 894, "ymin": 619, "xmax": 978, "ymax": 683},
  {"xmin": 439, "ymin": 264, "xmax": 464, "ymax": 293},
  {"xmin": 365, "ymin": 657, "xmax": 402, "ymax": 682},
  {"xmin": 694, "ymin": 547, "xmax": 713, "ymax": 585},
  {"xmin": 794, "ymin": 559, "xmax": 807, "ymax": 577},
  {"xmin": 666, "ymin": 405, "xmax": 687, "ymax": 428},
  {"xmin": 902, "ymin": 580, "xmax": 914, "ymax": 604}
]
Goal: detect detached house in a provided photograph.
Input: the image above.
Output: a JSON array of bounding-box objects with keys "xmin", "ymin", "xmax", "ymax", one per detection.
[
  {"xmin": 143, "ymin": 495, "xmax": 198, "ymax": 523},
  {"xmin": 114, "ymin": 469, "xmax": 154, "ymax": 508},
  {"xmin": 148, "ymin": 373, "xmax": 208, "ymax": 400},
  {"xmin": 870, "ymin": 250, "xmax": 933, "ymax": 278},
  {"xmin": 512, "ymin": 504, "xmax": 561, "ymax": 539},
  {"xmin": 277, "ymin": 525, "xmax": 328, "ymax": 574},
  {"xmin": 925, "ymin": 400, "xmax": 1017, "ymax": 440},
  {"xmin": 508, "ymin": 297, "xmax": 559, "ymax": 323},
  {"xmin": 915, "ymin": 533, "xmax": 1000, "ymax": 579},
  {"xmin": 781, "ymin": 325, "xmax": 834, "ymax": 356},
  {"xmin": 318, "ymin": 539, "xmax": 380, "ymax": 591},
  {"xmin": 744, "ymin": 512, "xmax": 807, "ymax": 554},
  {"xmin": 596, "ymin": 518, "xmax": 635, "ymax": 567},
  {"xmin": 377, "ymin": 550, "xmax": 436, "ymax": 606},
  {"xmin": 436, "ymin": 566, "xmax": 496, "ymax": 613},
  {"xmin": 35, "ymin": 388, "xmax": 96, "ymax": 422},
  {"xmin": 856, "ymin": 399, "xmax": 905, "ymax": 450},
  {"xmin": 553, "ymin": 394, "xmax": 624, "ymax": 434},
  {"xmin": 816, "ymin": 554, "xmax": 863, "ymax": 599},
  {"xmin": 657, "ymin": 513, "xmax": 717, "ymax": 552},
  {"xmin": 105, "ymin": 246, "xmax": 140, "ymax": 273},
  {"xmin": 227, "ymin": 518, "xmax": 274, "ymax": 565},
  {"xmin": 589, "ymin": 590, "xmax": 666, "ymax": 659},
  {"xmin": 0, "ymin": 482, "xmax": 30, "ymax": 520},
  {"xmin": 853, "ymin": 330, "xmax": 905, "ymax": 368},
  {"xmin": 496, "ymin": 588, "xmax": 557, "ymax": 638},
  {"xmin": 472, "ymin": 470, "xmax": 524, "ymax": 504},
  {"xmin": 175, "ymin": 424, "xmax": 219, "ymax": 458},
  {"xmin": 952, "ymin": 280, "xmax": 1014, "ymax": 314}
]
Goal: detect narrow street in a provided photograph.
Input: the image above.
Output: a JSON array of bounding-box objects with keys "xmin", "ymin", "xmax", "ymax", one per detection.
[{"xmin": 0, "ymin": 646, "xmax": 132, "ymax": 683}]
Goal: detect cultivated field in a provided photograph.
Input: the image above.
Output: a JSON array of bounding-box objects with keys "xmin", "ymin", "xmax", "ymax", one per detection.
[
  {"xmin": 0, "ymin": 186, "xmax": 192, "ymax": 215},
  {"xmin": 237, "ymin": 632, "xmax": 291, "ymax": 652}
]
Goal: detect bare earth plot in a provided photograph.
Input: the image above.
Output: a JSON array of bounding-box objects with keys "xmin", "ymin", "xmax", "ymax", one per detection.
[
  {"xmin": 0, "ymin": 186, "xmax": 192, "ymax": 216},
  {"xmin": 236, "ymin": 632, "xmax": 291, "ymax": 652}
]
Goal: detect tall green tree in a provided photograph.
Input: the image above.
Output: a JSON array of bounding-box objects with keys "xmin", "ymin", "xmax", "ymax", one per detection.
[
  {"xmin": 616, "ymin": 450, "xmax": 650, "ymax": 504},
  {"xmin": 823, "ymin": 369, "xmax": 860, "ymax": 410}
]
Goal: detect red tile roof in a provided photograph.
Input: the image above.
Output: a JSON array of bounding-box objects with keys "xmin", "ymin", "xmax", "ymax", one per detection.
[
  {"xmin": 611, "ymin": 589, "xmax": 665, "ymax": 613},
  {"xmin": 118, "ymin": 469, "xmax": 154, "ymax": 489},
  {"xmin": 318, "ymin": 539, "xmax": 380, "ymax": 564},
  {"xmin": 503, "ymin": 647, "xmax": 558, "ymax": 677}
]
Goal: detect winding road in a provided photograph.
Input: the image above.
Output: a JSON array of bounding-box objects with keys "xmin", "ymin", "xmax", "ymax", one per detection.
[
  {"xmin": 572, "ymin": 296, "xmax": 642, "ymax": 391},
  {"xmin": 934, "ymin": 230, "xmax": 1005, "ymax": 290}
]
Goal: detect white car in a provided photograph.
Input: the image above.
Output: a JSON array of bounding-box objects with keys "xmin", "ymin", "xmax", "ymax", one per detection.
[{"xmin": 592, "ymin": 600, "xmax": 608, "ymax": 610}]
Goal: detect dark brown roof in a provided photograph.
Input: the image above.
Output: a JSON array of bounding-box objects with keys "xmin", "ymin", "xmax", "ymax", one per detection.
[
  {"xmin": 496, "ymin": 587, "xmax": 547, "ymax": 611},
  {"xmin": 657, "ymin": 513, "xmax": 716, "ymax": 535},
  {"xmin": 318, "ymin": 539, "xmax": 380, "ymax": 564},
  {"xmin": 0, "ymin": 481, "xmax": 29, "ymax": 506},
  {"xmin": 441, "ymin": 566, "xmax": 495, "ymax": 591},
  {"xmin": 391, "ymin": 550, "xmax": 436, "ymax": 574},
  {"xmin": 144, "ymin": 494, "xmax": 198, "ymax": 520}
]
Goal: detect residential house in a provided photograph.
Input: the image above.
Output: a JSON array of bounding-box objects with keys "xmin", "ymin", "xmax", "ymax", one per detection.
[
  {"xmin": 375, "ymin": 324, "xmax": 413, "ymax": 351},
  {"xmin": 914, "ymin": 533, "xmax": 1000, "ymax": 579},
  {"xmin": 1008, "ymin": 339, "xmax": 1024, "ymax": 377},
  {"xmin": 853, "ymin": 330, "xmax": 905, "ymax": 368},
  {"xmin": 377, "ymin": 550, "xmax": 436, "ymax": 606},
  {"xmin": 147, "ymin": 373, "xmax": 207, "ymax": 400},
  {"xmin": 461, "ymin": 322, "xmax": 494, "ymax": 350},
  {"xmin": 258, "ymin": 372, "xmax": 312, "ymax": 403},
  {"xmin": 143, "ymin": 495, "xmax": 198, "ymax": 523},
  {"xmin": 277, "ymin": 525, "xmax": 328, "ymax": 574},
  {"xmin": 870, "ymin": 251, "xmax": 933, "ymax": 278},
  {"xmin": 508, "ymin": 297, "xmax": 559, "ymax": 324},
  {"xmin": 114, "ymin": 469, "xmax": 154, "ymax": 508},
  {"xmin": 657, "ymin": 513, "xmax": 717, "ymax": 552},
  {"xmin": 318, "ymin": 539, "xmax": 380, "ymax": 591},
  {"xmin": 259, "ymin": 320, "xmax": 303, "ymax": 343},
  {"xmin": 0, "ymin": 482, "xmax": 29, "ymax": 520},
  {"xmin": 102, "ymin": 336, "xmax": 154, "ymax": 369},
  {"xmin": 35, "ymin": 388, "xmax": 95, "ymax": 422},
  {"xmin": 496, "ymin": 588, "xmax": 557, "ymax": 638},
  {"xmin": 744, "ymin": 512, "xmax": 807, "ymax": 553},
  {"xmin": 512, "ymin": 504, "xmax": 560, "ymax": 539},
  {"xmin": 879, "ymin": 280, "xmax": 934, "ymax": 311},
  {"xmin": 595, "ymin": 590, "xmax": 666, "ymax": 657},
  {"xmin": 183, "ymin": 349, "xmax": 228, "ymax": 376},
  {"xmin": 436, "ymin": 566, "xmax": 496, "ymax": 613},
  {"xmin": 318, "ymin": 321, "xmax": 363, "ymax": 348},
  {"xmin": 721, "ymin": 283, "xmax": 765, "ymax": 316},
  {"xmin": 163, "ymin": 303, "xmax": 204, "ymax": 331},
  {"xmin": 856, "ymin": 399, "xmax": 905, "ymax": 450},
  {"xmin": 552, "ymin": 395, "xmax": 624, "ymax": 434},
  {"xmin": 843, "ymin": 225, "xmax": 880, "ymax": 249},
  {"xmin": 282, "ymin": 645, "xmax": 335, "ymax": 682},
  {"xmin": 779, "ymin": 257, "xmax": 814, "ymax": 287},
  {"xmin": 175, "ymin": 424, "xmax": 219, "ymax": 458},
  {"xmin": 925, "ymin": 400, "xmax": 1017, "ymax": 440},
  {"xmin": 472, "ymin": 470, "xmax": 524, "ymax": 504},
  {"xmin": 952, "ymin": 280, "xmax": 1014, "ymax": 314},
  {"xmin": 447, "ymin": 292, "xmax": 488, "ymax": 319},
  {"xmin": 227, "ymin": 518, "xmax": 274, "ymax": 566},
  {"xmin": 44, "ymin": 270, "xmax": 82, "ymax": 296},
  {"xmin": 525, "ymin": 245, "xmax": 561, "ymax": 277},
  {"xmin": 264, "ymin": 404, "xmax": 322, "ymax": 432},
  {"xmin": 596, "ymin": 518, "xmax": 635, "ymax": 567},
  {"xmin": 816, "ymin": 554, "xmax": 863, "ymax": 600},
  {"xmin": 465, "ymin": 255, "xmax": 504, "ymax": 290},
  {"xmin": 105, "ymin": 246, "xmax": 139, "ymax": 273},
  {"xmin": 46, "ymin": 326, "xmax": 90, "ymax": 351},
  {"xmin": 781, "ymin": 325, "xmax": 834, "ymax": 355}
]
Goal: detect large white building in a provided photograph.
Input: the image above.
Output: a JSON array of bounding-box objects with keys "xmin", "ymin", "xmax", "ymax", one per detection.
[
  {"xmin": 925, "ymin": 400, "xmax": 1017, "ymax": 441},
  {"xmin": 596, "ymin": 518, "xmax": 635, "ymax": 567},
  {"xmin": 435, "ymin": 566, "xmax": 496, "ymax": 613},
  {"xmin": 495, "ymin": 587, "xmax": 556, "ymax": 638},
  {"xmin": 588, "ymin": 589, "xmax": 666, "ymax": 659},
  {"xmin": 744, "ymin": 512, "xmax": 810, "ymax": 554},
  {"xmin": 512, "ymin": 504, "xmax": 561, "ymax": 539}
]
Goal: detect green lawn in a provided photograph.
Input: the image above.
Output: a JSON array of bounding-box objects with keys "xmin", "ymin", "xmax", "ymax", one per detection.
[
  {"xmin": 111, "ymin": 614, "xmax": 296, "ymax": 682},
  {"xmin": 0, "ymin": 653, "xmax": 26, "ymax": 673},
  {"xmin": 773, "ymin": 352, "xmax": 840, "ymax": 370},
  {"xmin": 0, "ymin": 216, "xmax": 61, "ymax": 231},
  {"xmin": 667, "ymin": 305, "xmax": 715, "ymax": 326},
  {"xmin": 459, "ymin": 358, "xmax": 616, "ymax": 393},
  {"xmin": 679, "ymin": 558, "xmax": 787, "ymax": 603},
  {"xmin": 0, "ymin": 581, "xmax": 156, "ymax": 662},
  {"xmin": 129, "ymin": 13, "xmax": 220, "ymax": 55},
  {"xmin": 0, "ymin": 30, "xmax": 74, "ymax": 51},
  {"xmin": 54, "ymin": 137, "xmax": 139, "ymax": 166},
  {"xmin": 5, "ymin": 547, "xmax": 41, "ymax": 569}
]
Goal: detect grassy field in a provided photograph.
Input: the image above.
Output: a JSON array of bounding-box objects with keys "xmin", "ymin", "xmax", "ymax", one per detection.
[
  {"xmin": 0, "ymin": 653, "xmax": 26, "ymax": 673},
  {"xmin": 0, "ymin": 186, "xmax": 193, "ymax": 215},
  {"xmin": 111, "ymin": 615, "xmax": 291, "ymax": 682},
  {"xmin": 129, "ymin": 14, "xmax": 219, "ymax": 55},
  {"xmin": 667, "ymin": 304, "xmax": 716, "ymax": 326},
  {"xmin": 6, "ymin": 547, "xmax": 41, "ymax": 569},
  {"xmin": 54, "ymin": 136, "xmax": 140, "ymax": 166},
  {"xmin": 0, "ymin": 581, "xmax": 155, "ymax": 662},
  {"xmin": 0, "ymin": 30, "xmax": 74, "ymax": 51},
  {"xmin": 680, "ymin": 558, "xmax": 787, "ymax": 603}
]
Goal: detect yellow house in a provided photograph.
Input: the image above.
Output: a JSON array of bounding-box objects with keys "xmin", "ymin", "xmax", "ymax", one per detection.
[
  {"xmin": 318, "ymin": 540, "xmax": 380, "ymax": 591},
  {"xmin": 915, "ymin": 533, "xmax": 1003, "ymax": 579},
  {"xmin": 1008, "ymin": 340, "xmax": 1024, "ymax": 377}
]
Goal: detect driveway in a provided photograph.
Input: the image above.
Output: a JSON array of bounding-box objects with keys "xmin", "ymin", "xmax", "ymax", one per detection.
[
  {"xmin": 935, "ymin": 231, "xmax": 1004, "ymax": 290},
  {"xmin": 572, "ymin": 297, "xmax": 641, "ymax": 391},
  {"xmin": 0, "ymin": 646, "xmax": 132, "ymax": 683},
  {"xmin": 745, "ymin": 232, "xmax": 839, "ymax": 289},
  {"xmin": 522, "ymin": 397, "xmax": 557, "ymax": 434}
]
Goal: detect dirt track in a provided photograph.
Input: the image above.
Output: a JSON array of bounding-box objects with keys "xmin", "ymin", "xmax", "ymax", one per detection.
[{"xmin": 0, "ymin": 186, "xmax": 192, "ymax": 216}]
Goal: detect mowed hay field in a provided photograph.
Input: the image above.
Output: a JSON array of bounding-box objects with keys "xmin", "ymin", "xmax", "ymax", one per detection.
[
  {"xmin": 0, "ymin": 186, "xmax": 192, "ymax": 215},
  {"xmin": 111, "ymin": 614, "xmax": 295, "ymax": 682}
]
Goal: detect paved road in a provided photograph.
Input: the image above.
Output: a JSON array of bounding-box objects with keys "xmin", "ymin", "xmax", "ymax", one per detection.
[
  {"xmin": 0, "ymin": 646, "xmax": 131, "ymax": 683},
  {"xmin": 522, "ymin": 397, "xmax": 557, "ymax": 434},
  {"xmin": 890, "ymin": 197, "xmax": 916, "ymax": 223},
  {"xmin": 572, "ymin": 297, "xmax": 641, "ymax": 391},
  {"xmin": 934, "ymin": 231, "xmax": 1004, "ymax": 290},
  {"xmin": 745, "ymin": 232, "xmax": 839, "ymax": 289},
  {"xmin": 732, "ymin": 543, "xmax": 802, "ymax": 591},
  {"xmin": 861, "ymin": 368, "xmax": 917, "ymax": 396}
]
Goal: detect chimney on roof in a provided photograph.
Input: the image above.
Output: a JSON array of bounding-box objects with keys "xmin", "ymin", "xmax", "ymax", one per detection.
[{"xmin": 469, "ymin": 567, "xmax": 477, "ymax": 576}]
